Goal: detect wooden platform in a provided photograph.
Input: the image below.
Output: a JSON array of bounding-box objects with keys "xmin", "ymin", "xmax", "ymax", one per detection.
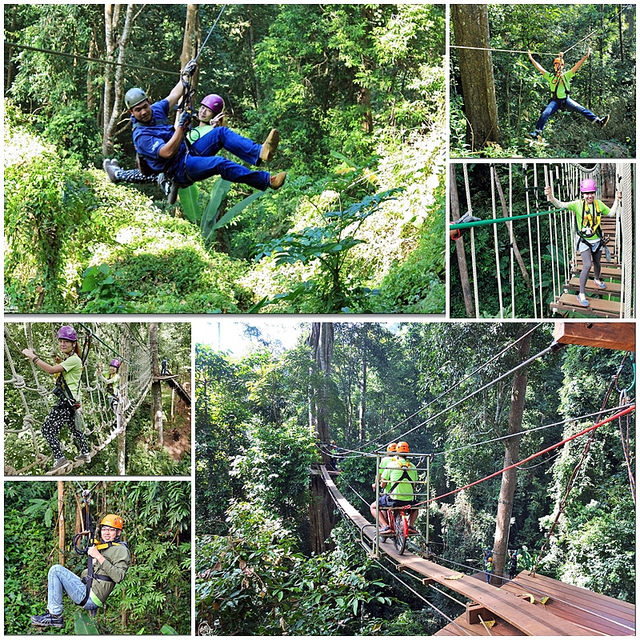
[
  {"xmin": 436, "ymin": 571, "xmax": 635, "ymax": 636},
  {"xmin": 319, "ymin": 467, "xmax": 634, "ymax": 636},
  {"xmin": 564, "ymin": 277, "xmax": 622, "ymax": 296},
  {"xmin": 553, "ymin": 322, "xmax": 635, "ymax": 352},
  {"xmin": 551, "ymin": 292, "xmax": 622, "ymax": 318}
]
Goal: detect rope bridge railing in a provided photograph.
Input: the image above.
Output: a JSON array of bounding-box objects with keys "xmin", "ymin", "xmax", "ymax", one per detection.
[
  {"xmin": 450, "ymin": 162, "xmax": 631, "ymax": 319},
  {"xmin": 4, "ymin": 323, "xmax": 153, "ymax": 475}
]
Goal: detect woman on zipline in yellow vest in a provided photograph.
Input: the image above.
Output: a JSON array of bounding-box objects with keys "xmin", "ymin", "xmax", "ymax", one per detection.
[{"xmin": 545, "ymin": 179, "xmax": 621, "ymax": 308}]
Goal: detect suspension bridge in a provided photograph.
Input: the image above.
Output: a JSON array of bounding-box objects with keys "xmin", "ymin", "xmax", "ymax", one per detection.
[
  {"xmin": 320, "ymin": 466, "xmax": 634, "ymax": 636},
  {"xmin": 451, "ymin": 162, "xmax": 634, "ymax": 319}
]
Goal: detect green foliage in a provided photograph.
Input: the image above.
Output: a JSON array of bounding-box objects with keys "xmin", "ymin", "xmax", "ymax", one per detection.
[
  {"xmin": 256, "ymin": 186, "xmax": 403, "ymax": 312},
  {"xmin": 196, "ymin": 510, "xmax": 390, "ymax": 635},
  {"xmin": 74, "ymin": 610, "xmax": 100, "ymax": 635}
]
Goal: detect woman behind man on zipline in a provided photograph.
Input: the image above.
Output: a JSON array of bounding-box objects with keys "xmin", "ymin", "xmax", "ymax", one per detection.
[
  {"xmin": 527, "ymin": 48, "xmax": 610, "ymax": 139},
  {"xmin": 545, "ymin": 178, "xmax": 621, "ymax": 308},
  {"xmin": 21, "ymin": 325, "xmax": 90, "ymax": 472}
]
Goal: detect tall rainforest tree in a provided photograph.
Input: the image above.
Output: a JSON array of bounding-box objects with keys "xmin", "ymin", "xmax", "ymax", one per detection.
[{"xmin": 451, "ymin": 4, "xmax": 500, "ymax": 149}]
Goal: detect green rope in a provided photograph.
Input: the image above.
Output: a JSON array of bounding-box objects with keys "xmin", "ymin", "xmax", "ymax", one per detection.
[{"xmin": 451, "ymin": 208, "xmax": 565, "ymax": 229}]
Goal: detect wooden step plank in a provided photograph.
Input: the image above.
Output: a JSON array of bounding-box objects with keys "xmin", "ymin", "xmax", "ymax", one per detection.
[
  {"xmin": 434, "ymin": 611, "xmax": 521, "ymax": 636},
  {"xmin": 571, "ymin": 265, "xmax": 622, "ymax": 278},
  {"xmin": 551, "ymin": 293, "xmax": 621, "ymax": 318},
  {"xmin": 564, "ymin": 278, "xmax": 622, "ymax": 295}
]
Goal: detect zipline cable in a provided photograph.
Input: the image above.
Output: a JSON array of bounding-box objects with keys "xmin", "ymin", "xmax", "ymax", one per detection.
[
  {"xmin": 413, "ymin": 404, "xmax": 635, "ymax": 508},
  {"xmin": 193, "ymin": 5, "xmax": 227, "ymax": 64},
  {"xmin": 361, "ymin": 324, "xmax": 543, "ymax": 451},
  {"xmin": 5, "ymin": 41, "xmax": 178, "ymax": 77},
  {"xmin": 391, "ymin": 340, "xmax": 560, "ymax": 445}
]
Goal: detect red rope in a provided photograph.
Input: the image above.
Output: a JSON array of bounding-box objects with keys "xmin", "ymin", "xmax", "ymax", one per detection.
[{"xmin": 426, "ymin": 404, "xmax": 635, "ymax": 505}]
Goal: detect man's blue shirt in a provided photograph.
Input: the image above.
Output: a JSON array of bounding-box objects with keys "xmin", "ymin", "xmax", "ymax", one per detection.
[{"xmin": 131, "ymin": 99, "xmax": 187, "ymax": 174}]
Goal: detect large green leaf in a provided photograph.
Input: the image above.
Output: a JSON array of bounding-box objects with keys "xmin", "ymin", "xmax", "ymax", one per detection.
[
  {"xmin": 74, "ymin": 610, "xmax": 100, "ymax": 635},
  {"xmin": 178, "ymin": 185, "xmax": 200, "ymax": 224},
  {"xmin": 204, "ymin": 190, "xmax": 265, "ymax": 241},
  {"xmin": 200, "ymin": 179, "xmax": 233, "ymax": 240}
]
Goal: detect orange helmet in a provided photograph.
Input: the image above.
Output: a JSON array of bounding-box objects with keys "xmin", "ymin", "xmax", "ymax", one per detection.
[
  {"xmin": 553, "ymin": 56, "xmax": 564, "ymax": 66},
  {"xmin": 100, "ymin": 514, "xmax": 123, "ymax": 530},
  {"xmin": 386, "ymin": 442, "xmax": 397, "ymax": 453},
  {"xmin": 396, "ymin": 441, "xmax": 410, "ymax": 454}
]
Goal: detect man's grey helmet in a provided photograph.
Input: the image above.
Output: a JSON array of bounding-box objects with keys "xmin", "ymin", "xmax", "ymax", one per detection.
[{"xmin": 125, "ymin": 87, "xmax": 149, "ymax": 110}]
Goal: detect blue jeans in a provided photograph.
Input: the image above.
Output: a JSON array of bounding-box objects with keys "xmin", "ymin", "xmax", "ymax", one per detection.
[
  {"xmin": 536, "ymin": 97, "xmax": 599, "ymax": 131},
  {"xmin": 173, "ymin": 127, "xmax": 270, "ymax": 190},
  {"xmin": 47, "ymin": 564, "xmax": 99, "ymax": 615}
]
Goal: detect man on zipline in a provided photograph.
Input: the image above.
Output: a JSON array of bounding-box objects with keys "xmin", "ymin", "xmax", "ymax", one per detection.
[
  {"xmin": 527, "ymin": 48, "xmax": 610, "ymax": 139},
  {"xmin": 31, "ymin": 514, "xmax": 130, "ymax": 629},
  {"xmin": 545, "ymin": 178, "xmax": 621, "ymax": 307},
  {"xmin": 103, "ymin": 92, "xmax": 229, "ymax": 202},
  {"xmin": 121, "ymin": 60, "xmax": 285, "ymax": 200}
]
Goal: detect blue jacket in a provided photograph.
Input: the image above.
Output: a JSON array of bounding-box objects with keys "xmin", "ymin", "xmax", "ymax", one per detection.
[{"xmin": 131, "ymin": 99, "xmax": 186, "ymax": 174}]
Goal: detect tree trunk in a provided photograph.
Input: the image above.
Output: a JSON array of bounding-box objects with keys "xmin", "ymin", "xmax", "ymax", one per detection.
[
  {"xmin": 358, "ymin": 330, "xmax": 367, "ymax": 442},
  {"xmin": 450, "ymin": 164, "xmax": 475, "ymax": 316},
  {"xmin": 493, "ymin": 167, "xmax": 530, "ymax": 286},
  {"xmin": 308, "ymin": 323, "xmax": 336, "ymax": 554},
  {"xmin": 490, "ymin": 331, "xmax": 532, "ymax": 584},
  {"xmin": 451, "ymin": 4, "xmax": 500, "ymax": 150},
  {"xmin": 58, "ymin": 481, "xmax": 65, "ymax": 566},
  {"xmin": 149, "ymin": 323, "xmax": 163, "ymax": 446},
  {"xmin": 102, "ymin": 4, "xmax": 136, "ymax": 156}
]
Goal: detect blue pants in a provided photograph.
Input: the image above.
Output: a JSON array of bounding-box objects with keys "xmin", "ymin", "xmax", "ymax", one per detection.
[
  {"xmin": 173, "ymin": 127, "xmax": 270, "ymax": 191},
  {"xmin": 536, "ymin": 97, "xmax": 598, "ymax": 131},
  {"xmin": 47, "ymin": 564, "xmax": 99, "ymax": 615}
]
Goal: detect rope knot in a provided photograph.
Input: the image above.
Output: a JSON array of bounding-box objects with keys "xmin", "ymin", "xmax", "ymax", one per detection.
[{"xmin": 12, "ymin": 374, "xmax": 26, "ymax": 389}]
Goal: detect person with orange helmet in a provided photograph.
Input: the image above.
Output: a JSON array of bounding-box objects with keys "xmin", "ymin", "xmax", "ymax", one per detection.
[
  {"xmin": 31, "ymin": 513, "xmax": 131, "ymax": 629},
  {"xmin": 370, "ymin": 441, "xmax": 419, "ymax": 533},
  {"xmin": 371, "ymin": 442, "xmax": 397, "ymax": 492},
  {"xmin": 527, "ymin": 48, "xmax": 609, "ymax": 139}
]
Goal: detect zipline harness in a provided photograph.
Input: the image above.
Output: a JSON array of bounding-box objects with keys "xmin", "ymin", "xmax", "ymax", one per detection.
[{"xmin": 72, "ymin": 485, "xmax": 126, "ymax": 607}]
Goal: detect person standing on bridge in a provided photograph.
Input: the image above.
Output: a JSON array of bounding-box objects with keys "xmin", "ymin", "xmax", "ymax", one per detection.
[
  {"xmin": 545, "ymin": 179, "xmax": 621, "ymax": 307},
  {"xmin": 98, "ymin": 359, "xmax": 121, "ymax": 412},
  {"xmin": 20, "ymin": 325, "xmax": 90, "ymax": 471},
  {"xmin": 370, "ymin": 441, "xmax": 418, "ymax": 534}
]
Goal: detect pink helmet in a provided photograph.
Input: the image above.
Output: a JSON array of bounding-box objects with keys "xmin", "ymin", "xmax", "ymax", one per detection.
[
  {"xmin": 57, "ymin": 325, "xmax": 77, "ymax": 342},
  {"xmin": 200, "ymin": 94, "xmax": 224, "ymax": 116},
  {"xmin": 110, "ymin": 359, "xmax": 121, "ymax": 368},
  {"xmin": 580, "ymin": 178, "xmax": 597, "ymax": 193}
]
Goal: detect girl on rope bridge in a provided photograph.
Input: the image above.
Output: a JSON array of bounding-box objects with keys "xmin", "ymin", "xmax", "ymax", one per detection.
[
  {"xmin": 98, "ymin": 359, "xmax": 121, "ymax": 413},
  {"xmin": 527, "ymin": 48, "xmax": 610, "ymax": 140},
  {"xmin": 545, "ymin": 178, "xmax": 622, "ymax": 308},
  {"xmin": 21, "ymin": 325, "xmax": 91, "ymax": 472}
]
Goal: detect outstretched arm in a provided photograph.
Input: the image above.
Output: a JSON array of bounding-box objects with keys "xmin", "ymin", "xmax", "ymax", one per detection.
[
  {"xmin": 165, "ymin": 80, "xmax": 185, "ymax": 111},
  {"xmin": 528, "ymin": 50, "xmax": 547, "ymax": 75},
  {"xmin": 571, "ymin": 47, "xmax": 590, "ymax": 73},
  {"xmin": 544, "ymin": 185, "xmax": 570, "ymax": 209},
  {"xmin": 21, "ymin": 349, "xmax": 64, "ymax": 375}
]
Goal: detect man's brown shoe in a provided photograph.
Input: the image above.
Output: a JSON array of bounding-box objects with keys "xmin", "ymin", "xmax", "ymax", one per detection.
[
  {"xmin": 270, "ymin": 172, "xmax": 287, "ymax": 190},
  {"xmin": 260, "ymin": 129, "xmax": 280, "ymax": 164}
]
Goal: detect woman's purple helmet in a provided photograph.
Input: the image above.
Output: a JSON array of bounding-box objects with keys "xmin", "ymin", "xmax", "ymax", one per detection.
[
  {"xmin": 200, "ymin": 94, "xmax": 224, "ymax": 116},
  {"xmin": 57, "ymin": 325, "xmax": 77, "ymax": 342},
  {"xmin": 580, "ymin": 178, "xmax": 597, "ymax": 193},
  {"xmin": 110, "ymin": 359, "xmax": 121, "ymax": 368}
]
